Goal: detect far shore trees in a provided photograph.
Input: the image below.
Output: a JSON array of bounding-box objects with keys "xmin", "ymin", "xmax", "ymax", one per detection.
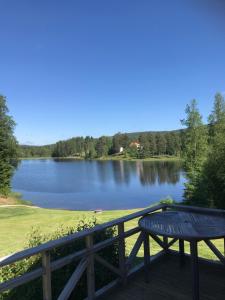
[
  {"xmin": 30, "ymin": 131, "xmax": 181, "ymax": 159},
  {"xmin": 0, "ymin": 95, "xmax": 18, "ymax": 196}
]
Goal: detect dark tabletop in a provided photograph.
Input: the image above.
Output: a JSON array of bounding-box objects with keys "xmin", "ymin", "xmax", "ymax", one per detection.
[{"xmin": 138, "ymin": 211, "xmax": 225, "ymax": 240}]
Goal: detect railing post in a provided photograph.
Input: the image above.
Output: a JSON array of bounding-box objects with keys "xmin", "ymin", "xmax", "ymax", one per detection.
[
  {"xmin": 42, "ymin": 251, "xmax": 52, "ymax": 300},
  {"xmin": 118, "ymin": 222, "xmax": 127, "ymax": 284},
  {"xmin": 190, "ymin": 241, "xmax": 199, "ymax": 300},
  {"xmin": 86, "ymin": 234, "xmax": 95, "ymax": 299},
  {"xmin": 162, "ymin": 206, "xmax": 168, "ymax": 253}
]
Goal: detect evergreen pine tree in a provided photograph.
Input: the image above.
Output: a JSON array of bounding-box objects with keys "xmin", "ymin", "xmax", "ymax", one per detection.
[
  {"xmin": 155, "ymin": 133, "xmax": 166, "ymax": 155},
  {"xmin": 181, "ymin": 99, "xmax": 208, "ymax": 204},
  {"xmin": 148, "ymin": 133, "xmax": 156, "ymax": 156},
  {"xmin": 203, "ymin": 93, "xmax": 225, "ymax": 208}
]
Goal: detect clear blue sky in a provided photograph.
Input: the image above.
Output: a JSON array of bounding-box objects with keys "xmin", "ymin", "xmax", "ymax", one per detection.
[{"xmin": 1, "ymin": 0, "xmax": 225, "ymax": 145}]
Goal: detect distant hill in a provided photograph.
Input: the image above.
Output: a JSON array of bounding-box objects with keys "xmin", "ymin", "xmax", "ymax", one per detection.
[
  {"xmin": 20, "ymin": 129, "xmax": 183, "ymax": 148},
  {"xmin": 125, "ymin": 129, "xmax": 183, "ymax": 140}
]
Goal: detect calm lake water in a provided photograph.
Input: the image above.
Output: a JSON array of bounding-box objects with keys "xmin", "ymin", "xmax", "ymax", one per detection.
[{"xmin": 12, "ymin": 159, "xmax": 186, "ymax": 210}]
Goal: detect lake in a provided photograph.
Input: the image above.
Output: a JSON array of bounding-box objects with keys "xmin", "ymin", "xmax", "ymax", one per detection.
[{"xmin": 12, "ymin": 159, "xmax": 186, "ymax": 210}]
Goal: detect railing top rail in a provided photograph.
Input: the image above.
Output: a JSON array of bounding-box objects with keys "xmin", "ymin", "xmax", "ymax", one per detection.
[
  {"xmin": 166, "ymin": 204, "xmax": 225, "ymax": 215},
  {"xmin": 0, "ymin": 203, "xmax": 165, "ymax": 268}
]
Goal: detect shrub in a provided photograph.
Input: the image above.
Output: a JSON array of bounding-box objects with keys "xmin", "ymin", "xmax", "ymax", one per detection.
[
  {"xmin": 0, "ymin": 217, "xmax": 119, "ymax": 300},
  {"xmin": 159, "ymin": 197, "xmax": 176, "ymax": 205}
]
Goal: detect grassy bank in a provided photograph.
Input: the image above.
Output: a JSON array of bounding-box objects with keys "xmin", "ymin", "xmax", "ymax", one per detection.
[
  {"xmin": 0, "ymin": 193, "xmax": 32, "ymax": 206},
  {"xmin": 0, "ymin": 206, "xmax": 223, "ymax": 262},
  {"xmin": 19, "ymin": 156, "xmax": 83, "ymax": 160},
  {"xmin": 96, "ymin": 154, "xmax": 182, "ymax": 162},
  {"xmin": 19, "ymin": 155, "xmax": 182, "ymax": 162}
]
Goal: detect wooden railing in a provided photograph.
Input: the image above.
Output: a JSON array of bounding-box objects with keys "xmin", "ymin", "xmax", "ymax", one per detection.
[{"xmin": 0, "ymin": 203, "xmax": 224, "ymax": 300}]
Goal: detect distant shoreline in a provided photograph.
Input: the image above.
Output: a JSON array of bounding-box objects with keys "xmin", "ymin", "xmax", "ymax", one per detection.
[{"xmin": 19, "ymin": 155, "xmax": 182, "ymax": 162}]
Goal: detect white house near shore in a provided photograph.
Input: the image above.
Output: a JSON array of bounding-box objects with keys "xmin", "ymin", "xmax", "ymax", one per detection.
[{"xmin": 119, "ymin": 146, "xmax": 124, "ymax": 153}]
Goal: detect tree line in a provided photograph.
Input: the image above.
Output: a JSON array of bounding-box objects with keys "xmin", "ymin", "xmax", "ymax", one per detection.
[
  {"xmin": 19, "ymin": 144, "xmax": 54, "ymax": 158},
  {"xmin": 19, "ymin": 131, "xmax": 182, "ymax": 159}
]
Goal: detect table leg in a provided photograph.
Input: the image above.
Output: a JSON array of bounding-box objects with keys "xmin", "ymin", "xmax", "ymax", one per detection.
[
  {"xmin": 190, "ymin": 241, "xmax": 199, "ymax": 300},
  {"xmin": 179, "ymin": 239, "xmax": 185, "ymax": 266},
  {"xmin": 144, "ymin": 231, "xmax": 150, "ymax": 283},
  {"xmin": 224, "ymin": 238, "xmax": 225, "ymax": 257},
  {"xmin": 163, "ymin": 236, "xmax": 168, "ymax": 254}
]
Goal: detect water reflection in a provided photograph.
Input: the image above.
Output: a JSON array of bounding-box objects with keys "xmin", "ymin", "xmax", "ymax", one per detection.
[
  {"xmin": 111, "ymin": 161, "xmax": 131, "ymax": 185},
  {"xmin": 96, "ymin": 160, "xmax": 183, "ymax": 186},
  {"xmin": 139, "ymin": 161, "xmax": 182, "ymax": 185}
]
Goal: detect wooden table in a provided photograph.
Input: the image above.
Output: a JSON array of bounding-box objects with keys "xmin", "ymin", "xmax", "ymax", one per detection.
[{"xmin": 139, "ymin": 210, "xmax": 225, "ymax": 300}]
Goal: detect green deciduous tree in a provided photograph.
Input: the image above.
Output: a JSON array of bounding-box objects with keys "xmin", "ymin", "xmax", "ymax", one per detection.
[{"xmin": 0, "ymin": 95, "xmax": 18, "ymax": 196}]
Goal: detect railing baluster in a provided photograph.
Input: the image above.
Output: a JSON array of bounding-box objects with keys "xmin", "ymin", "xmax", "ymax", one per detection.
[
  {"xmin": 42, "ymin": 251, "xmax": 52, "ymax": 300},
  {"xmin": 144, "ymin": 231, "xmax": 150, "ymax": 283},
  {"xmin": 162, "ymin": 206, "xmax": 169, "ymax": 252},
  {"xmin": 118, "ymin": 222, "xmax": 126, "ymax": 284},
  {"xmin": 86, "ymin": 234, "xmax": 95, "ymax": 299}
]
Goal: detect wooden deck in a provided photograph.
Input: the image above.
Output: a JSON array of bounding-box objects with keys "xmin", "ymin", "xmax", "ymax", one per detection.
[
  {"xmin": 0, "ymin": 204, "xmax": 224, "ymax": 300},
  {"xmin": 103, "ymin": 253, "xmax": 225, "ymax": 300}
]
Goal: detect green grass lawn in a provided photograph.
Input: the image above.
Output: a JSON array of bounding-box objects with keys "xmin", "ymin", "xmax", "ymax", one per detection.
[
  {"xmin": 0, "ymin": 206, "xmax": 134, "ymax": 257},
  {"xmin": 0, "ymin": 206, "xmax": 224, "ymax": 262}
]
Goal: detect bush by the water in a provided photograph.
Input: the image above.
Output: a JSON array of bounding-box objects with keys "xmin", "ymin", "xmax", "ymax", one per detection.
[{"xmin": 0, "ymin": 217, "xmax": 119, "ymax": 300}]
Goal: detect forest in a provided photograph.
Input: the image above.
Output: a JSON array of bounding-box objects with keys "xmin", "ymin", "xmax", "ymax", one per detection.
[{"xmin": 19, "ymin": 130, "xmax": 183, "ymax": 159}]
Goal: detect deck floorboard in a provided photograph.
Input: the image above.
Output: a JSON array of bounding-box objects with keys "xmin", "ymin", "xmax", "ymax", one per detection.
[{"xmin": 102, "ymin": 254, "xmax": 225, "ymax": 300}]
